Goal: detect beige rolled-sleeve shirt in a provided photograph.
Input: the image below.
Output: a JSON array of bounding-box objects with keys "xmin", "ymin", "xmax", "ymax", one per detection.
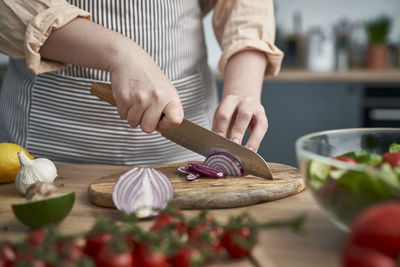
[{"xmin": 0, "ymin": 0, "xmax": 283, "ymax": 76}]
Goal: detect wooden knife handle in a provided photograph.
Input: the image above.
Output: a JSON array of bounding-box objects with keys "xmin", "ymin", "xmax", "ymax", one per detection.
[
  {"xmin": 91, "ymin": 82, "xmax": 116, "ymax": 106},
  {"xmin": 91, "ymin": 82, "xmax": 166, "ymax": 120}
]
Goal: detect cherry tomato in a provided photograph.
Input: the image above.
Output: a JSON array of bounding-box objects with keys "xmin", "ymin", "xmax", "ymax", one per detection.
[
  {"xmin": 188, "ymin": 223, "xmax": 222, "ymax": 247},
  {"xmin": 84, "ymin": 232, "xmax": 113, "ymax": 258},
  {"xmin": 187, "ymin": 212, "xmax": 223, "ymax": 261},
  {"xmin": 342, "ymin": 243, "xmax": 396, "ymax": 267},
  {"xmin": 124, "ymin": 234, "xmax": 137, "ymax": 251},
  {"xmin": 95, "ymin": 245, "xmax": 134, "ymax": 267},
  {"xmin": 15, "ymin": 250, "xmax": 33, "ymax": 261},
  {"xmin": 136, "ymin": 245, "xmax": 167, "ymax": 267},
  {"xmin": 14, "ymin": 245, "xmax": 53, "ymax": 267},
  {"xmin": 347, "ymin": 202, "xmax": 400, "ymax": 259},
  {"xmin": 335, "ymin": 156, "xmax": 358, "ymax": 165},
  {"xmin": 0, "ymin": 242, "xmax": 16, "ymax": 267},
  {"xmin": 187, "ymin": 221, "xmax": 222, "ymax": 261},
  {"xmin": 168, "ymin": 247, "xmax": 203, "ymax": 267},
  {"xmin": 382, "ymin": 152, "xmax": 400, "ymax": 167},
  {"xmin": 221, "ymin": 227, "xmax": 254, "ymax": 259},
  {"xmin": 27, "ymin": 229, "xmax": 46, "ymax": 247},
  {"xmin": 187, "ymin": 213, "xmax": 219, "ymax": 242},
  {"xmin": 12, "ymin": 259, "xmax": 47, "ymax": 267},
  {"xmin": 12, "ymin": 250, "xmax": 46, "ymax": 267},
  {"xmin": 56, "ymin": 257, "xmax": 94, "ymax": 267},
  {"xmin": 56, "ymin": 239, "xmax": 84, "ymax": 262},
  {"xmin": 187, "ymin": 223, "xmax": 207, "ymax": 241},
  {"xmin": 151, "ymin": 212, "xmax": 186, "ymax": 235}
]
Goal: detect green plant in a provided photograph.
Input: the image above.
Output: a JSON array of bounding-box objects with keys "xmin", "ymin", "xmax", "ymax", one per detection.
[{"xmin": 365, "ymin": 16, "xmax": 391, "ymax": 44}]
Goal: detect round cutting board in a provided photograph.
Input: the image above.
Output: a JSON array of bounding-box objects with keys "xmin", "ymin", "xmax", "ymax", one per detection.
[{"xmin": 88, "ymin": 162, "xmax": 305, "ymax": 209}]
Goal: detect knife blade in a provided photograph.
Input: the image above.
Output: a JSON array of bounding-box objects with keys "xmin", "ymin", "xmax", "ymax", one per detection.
[{"xmin": 90, "ymin": 82, "xmax": 273, "ymax": 179}]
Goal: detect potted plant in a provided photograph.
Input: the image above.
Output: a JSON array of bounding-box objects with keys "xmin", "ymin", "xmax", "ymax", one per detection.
[{"xmin": 365, "ymin": 16, "xmax": 391, "ymax": 69}]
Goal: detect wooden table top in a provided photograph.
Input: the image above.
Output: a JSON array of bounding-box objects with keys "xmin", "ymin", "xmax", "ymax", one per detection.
[{"xmin": 0, "ymin": 163, "xmax": 347, "ymax": 267}]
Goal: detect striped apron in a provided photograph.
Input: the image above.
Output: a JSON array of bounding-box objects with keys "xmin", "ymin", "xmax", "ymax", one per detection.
[{"xmin": 0, "ymin": 0, "xmax": 218, "ymax": 166}]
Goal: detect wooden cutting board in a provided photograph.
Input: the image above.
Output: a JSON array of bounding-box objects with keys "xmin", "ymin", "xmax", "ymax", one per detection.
[{"xmin": 88, "ymin": 162, "xmax": 305, "ymax": 209}]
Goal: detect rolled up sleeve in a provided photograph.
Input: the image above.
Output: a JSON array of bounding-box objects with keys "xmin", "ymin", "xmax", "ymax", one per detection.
[
  {"xmin": 0, "ymin": 0, "xmax": 91, "ymax": 74},
  {"xmin": 213, "ymin": 0, "xmax": 284, "ymax": 76}
]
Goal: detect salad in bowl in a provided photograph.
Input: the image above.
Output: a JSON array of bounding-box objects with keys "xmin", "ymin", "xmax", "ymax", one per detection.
[{"xmin": 296, "ymin": 128, "xmax": 400, "ymax": 231}]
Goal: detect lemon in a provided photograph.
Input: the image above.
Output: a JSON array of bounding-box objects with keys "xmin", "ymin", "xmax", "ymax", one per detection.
[
  {"xmin": 0, "ymin": 143, "xmax": 34, "ymax": 183},
  {"xmin": 12, "ymin": 192, "xmax": 75, "ymax": 228}
]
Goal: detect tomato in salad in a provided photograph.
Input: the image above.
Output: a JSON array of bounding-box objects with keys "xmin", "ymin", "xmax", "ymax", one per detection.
[{"xmin": 383, "ymin": 152, "xmax": 400, "ymax": 167}]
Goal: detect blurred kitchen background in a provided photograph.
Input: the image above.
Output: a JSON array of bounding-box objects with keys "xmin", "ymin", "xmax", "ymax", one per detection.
[
  {"xmin": 204, "ymin": 0, "xmax": 400, "ymax": 167},
  {"xmin": 0, "ymin": 0, "xmax": 399, "ymax": 167}
]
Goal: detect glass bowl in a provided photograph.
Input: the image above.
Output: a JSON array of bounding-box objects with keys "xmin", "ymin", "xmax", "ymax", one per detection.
[{"xmin": 295, "ymin": 128, "xmax": 400, "ymax": 231}]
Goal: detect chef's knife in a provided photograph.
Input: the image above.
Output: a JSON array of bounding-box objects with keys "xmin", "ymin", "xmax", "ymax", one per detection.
[{"xmin": 90, "ymin": 82, "xmax": 273, "ymax": 179}]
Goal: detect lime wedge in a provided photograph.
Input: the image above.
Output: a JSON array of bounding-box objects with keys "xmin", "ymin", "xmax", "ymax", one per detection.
[{"xmin": 12, "ymin": 192, "xmax": 75, "ymax": 228}]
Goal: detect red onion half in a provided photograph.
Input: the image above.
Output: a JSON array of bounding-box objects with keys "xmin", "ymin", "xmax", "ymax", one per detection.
[
  {"xmin": 112, "ymin": 167, "xmax": 173, "ymax": 218},
  {"xmin": 204, "ymin": 152, "xmax": 246, "ymax": 176}
]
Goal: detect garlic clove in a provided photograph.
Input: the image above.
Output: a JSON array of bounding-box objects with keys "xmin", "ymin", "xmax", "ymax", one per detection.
[
  {"xmin": 15, "ymin": 150, "xmax": 58, "ymax": 195},
  {"xmin": 25, "ymin": 182, "xmax": 58, "ymax": 201}
]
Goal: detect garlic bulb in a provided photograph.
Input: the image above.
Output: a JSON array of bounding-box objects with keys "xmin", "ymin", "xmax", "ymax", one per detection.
[{"xmin": 15, "ymin": 150, "xmax": 58, "ymax": 195}]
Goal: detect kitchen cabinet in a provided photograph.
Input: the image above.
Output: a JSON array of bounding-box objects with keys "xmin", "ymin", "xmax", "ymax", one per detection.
[
  {"xmin": 257, "ymin": 82, "xmax": 362, "ymax": 167},
  {"xmin": 259, "ymin": 82, "xmax": 363, "ymax": 167},
  {"xmin": 362, "ymin": 83, "xmax": 400, "ymax": 127}
]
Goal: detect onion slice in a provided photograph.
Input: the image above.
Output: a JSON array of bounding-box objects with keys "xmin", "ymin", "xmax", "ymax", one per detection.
[
  {"xmin": 112, "ymin": 167, "xmax": 173, "ymax": 218},
  {"xmin": 188, "ymin": 163, "xmax": 226, "ymax": 178},
  {"xmin": 177, "ymin": 166, "xmax": 200, "ymax": 181},
  {"xmin": 204, "ymin": 152, "xmax": 246, "ymax": 176}
]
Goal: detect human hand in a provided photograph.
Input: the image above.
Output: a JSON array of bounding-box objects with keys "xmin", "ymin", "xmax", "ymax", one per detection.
[
  {"xmin": 212, "ymin": 50, "xmax": 268, "ymax": 151},
  {"xmin": 212, "ymin": 95, "xmax": 268, "ymax": 151},
  {"xmin": 109, "ymin": 41, "xmax": 184, "ymax": 133}
]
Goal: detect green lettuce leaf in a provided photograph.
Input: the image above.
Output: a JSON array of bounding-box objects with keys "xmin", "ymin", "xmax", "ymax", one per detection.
[
  {"xmin": 389, "ymin": 143, "xmax": 400, "ymax": 153},
  {"xmin": 335, "ymin": 170, "xmax": 391, "ymax": 199},
  {"xmin": 375, "ymin": 163, "xmax": 400, "ymax": 196},
  {"xmin": 342, "ymin": 150, "xmax": 382, "ymax": 165}
]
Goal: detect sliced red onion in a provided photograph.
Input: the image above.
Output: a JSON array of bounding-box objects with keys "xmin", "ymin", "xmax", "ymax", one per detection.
[
  {"xmin": 112, "ymin": 167, "xmax": 173, "ymax": 218},
  {"xmin": 186, "ymin": 174, "xmax": 198, "ymax": 181},
  {"xmin": 188, "ymin": 163, "xmax": 226, "ymax": 179},
  {"xmin": 177, "ymin": 166, "xmax": 200, "ymax": 181},
  {"xmin": 204, "ymin": 152, "xmax": 246, "ymax": 176}
]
